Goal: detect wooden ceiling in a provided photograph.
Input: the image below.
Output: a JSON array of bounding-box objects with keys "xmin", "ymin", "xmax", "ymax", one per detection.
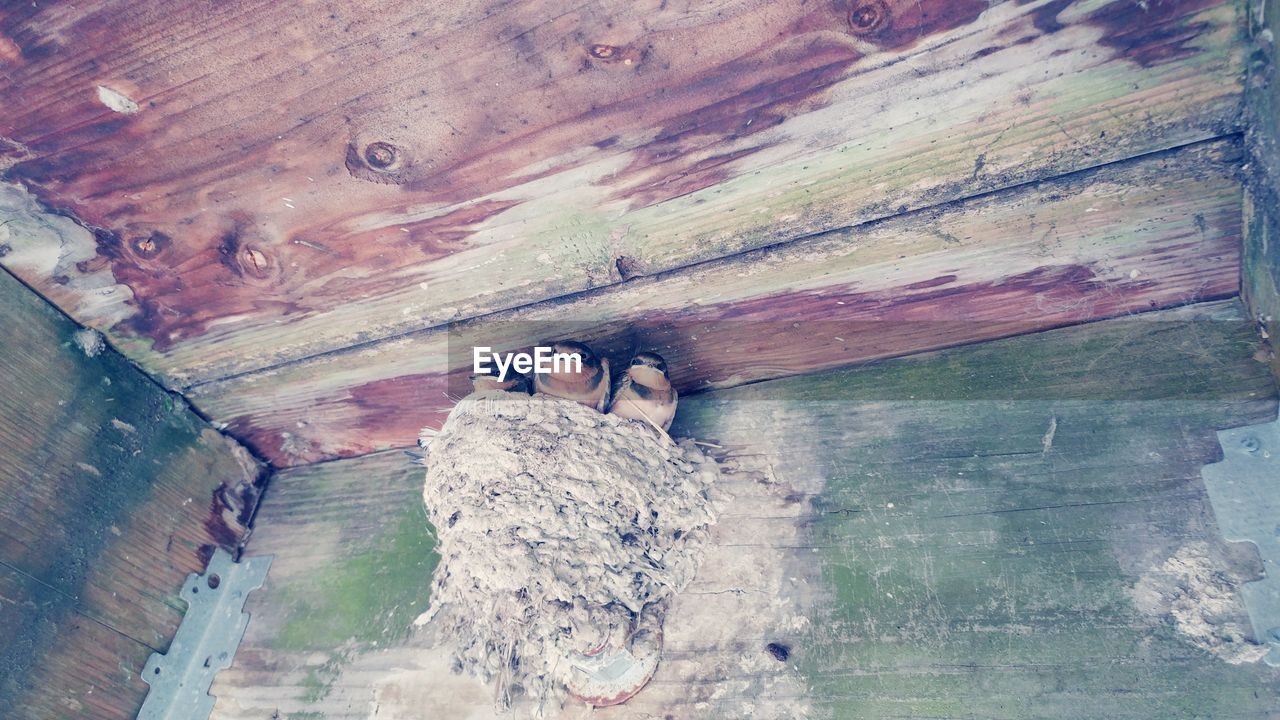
[{"xmin": 0, "ymin": 0, "xmax": 1249, "ymax": 466}]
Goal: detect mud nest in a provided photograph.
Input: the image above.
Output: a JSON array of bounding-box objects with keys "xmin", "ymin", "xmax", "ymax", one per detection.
[{"xmin": 420, "ymin": 392, "xmax": 723, "ymax": 712}]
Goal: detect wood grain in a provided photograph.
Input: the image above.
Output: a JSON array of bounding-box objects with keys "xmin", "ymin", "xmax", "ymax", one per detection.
[
  {"xmin": 0, "ymin": 567, "xmax": 156, "ymax": 720},
  {"xmin": 209, "ymin": 299, "xmax": 1279, "ymax": 718},
  {"xmin": 208, "ymin": 451, "xmax": 440, "ymax": 719},
  {"xmin": 1243, "ymin": 0, "xmax": 1280, "ymax": 379},
  {"xmin": 0, "ymin": 267, "xmax": 264, "ymax": 719},
  {"xmin": 189, "ymin": 139, "xmax": 1245, "ymax": 466},
  {"xmin": 0, "ymin": 0, "xmax": 1247, "ymax": 385}
]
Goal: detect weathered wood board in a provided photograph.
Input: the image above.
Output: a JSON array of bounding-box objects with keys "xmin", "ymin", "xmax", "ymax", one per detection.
[
  {"xmin": 1243, "ymin": 0, "xmax": 1280, "ymax": 378},
  {"xmin": 189, "ymin": 139, "xmax": 1245, "ymax": 466},
  {"xmin": 0, "ymin": 566, "xmax": 160, "ymax": 720},
  {"xmin": 0, "ymin": 0, "xmax": 1248, "ymax": 386},
  {"xmin": 210, "ymin": 299, "xmax": 1279, "ymax": 719},
  {"xmin": 208, "ymin": 451, "xmax": 440, "ymax": 719},
  {"xmin": 0, "ymin": 267, "xmax": 264, "ymax": 720}
]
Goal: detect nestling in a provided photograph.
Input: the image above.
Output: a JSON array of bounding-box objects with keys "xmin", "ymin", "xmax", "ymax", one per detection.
[
  {"xmin": 607, "ymin": 351, "xmax": 678, "ymax": 431},
  {"xmin": 533, "ymin": 340, "xmax": 611, "ymax": 411}
]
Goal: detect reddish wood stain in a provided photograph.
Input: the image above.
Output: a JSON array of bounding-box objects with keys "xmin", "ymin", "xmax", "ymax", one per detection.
[
  {"xmin": 1022, "ymin": 0, "xmax": 1219, "ymax": 67},
  {"xmin": 0, "ymin": 0, "xmax": 1016, "ymax": 364},
  {"xmin": 225, "ymin": 230, "xmax": 1239, "ymax": 465}
]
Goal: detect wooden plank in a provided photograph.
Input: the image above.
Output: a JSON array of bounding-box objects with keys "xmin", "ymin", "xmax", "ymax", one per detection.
[
  {"xmin": 0, "ymin": 567, "xmax": 155, "ymax": 720},
  {"xmin": 209, "ymin": 451, "xmax": 440, "ymax": 719},
  {"xmin": 670, "ymin": 304, "xmax": 1279, "ymax": 718},
  {"xmin": 210, "ymin": 299, "xmax": 1279, "ymax": 718},
  {"xmin": 1243, "ymin": 0, "xmax": 1280, "ymax": 379},
  {"xmin": 0, "ymin": 267, "xmax": 265, "ymax": 719},
  {"xmin": 189, "ymin": 139, "xmax": 1244, "ymax": 466},
  {"xmin": 0, "ymin": 0, "xmax": 1248, "ymax": 385}
]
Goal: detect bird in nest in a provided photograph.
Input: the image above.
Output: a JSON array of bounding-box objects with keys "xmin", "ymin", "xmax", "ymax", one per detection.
[
  {"xmin": 607, "ymin": 351, "xmax": 677, "ymax": 432},
  {"xmin": 534, "ymin": 340, "xmax": 611, "ymax": 412}
]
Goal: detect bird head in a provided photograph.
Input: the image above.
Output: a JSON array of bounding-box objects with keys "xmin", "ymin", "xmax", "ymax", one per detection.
[
  {"xmin": 630, "ymin": 351, "xmax": 668, "ymax": 376},
  {"xmin": 551, "ymin": 340, "xmax": 600, "ymax": 370}
]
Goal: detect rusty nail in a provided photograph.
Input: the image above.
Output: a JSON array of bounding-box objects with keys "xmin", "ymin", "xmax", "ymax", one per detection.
[{"xmin": 364, "ymin": 141, "xmax": 398, "ymax": 170}]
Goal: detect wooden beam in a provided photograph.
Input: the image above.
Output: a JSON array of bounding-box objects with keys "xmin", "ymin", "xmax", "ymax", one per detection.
[
  {"xmin": 208, "ymin": 299, "xmax": 1279, "ymax": 718},
  {"xmin": 0, "ymin": 267, "xmax": 264, "ymax": 719},
  {"xmin": 1243, "ymin": 0, "xmax": 1280, "ymax": 379},
  {"xmin": 189, "ymin": 139, "xmax": 1244, "ymax": 466},
  {"xmin": 0, "ymin": 0, "xmax": 1247, "ymax": 385}
]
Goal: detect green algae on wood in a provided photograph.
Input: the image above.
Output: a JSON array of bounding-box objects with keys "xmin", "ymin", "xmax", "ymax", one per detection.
[
  {"xmin": 274, "ymin": 509, "xmax": 438, "ymax": 653},
  {"xmin": 672, "ymin": 299, "xmax": 1280, "ymax": 718},
  {"xmin": 0, "ymin": 267, "xmax": 263, "ymax": 720},
  {"xmin": 209, "ymin": 451, "xmax": 438, "ymax": 718}
]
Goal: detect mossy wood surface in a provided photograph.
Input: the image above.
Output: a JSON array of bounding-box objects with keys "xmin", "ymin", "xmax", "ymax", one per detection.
[
  {"xmin": 210, "ymin": 299, "xmax": 1278, "ymax": 719},
  {"xmin": 190, "ymin": 139, "xmax": 1245, "ymax": 467},
  {"xmin": 0, "ymin": 268, "xmax": 263, "ymax": 720},
  {"xmin": 209, "ymin": 451, "xmax": 440, "ymax": 718},
  {"xmin": 1243, "ymin": 0, "xmax": 1280, "ymax": 378},
  {"xmin": 0, "ymin": 0, "xmax": 1248, "ymax": 388}
]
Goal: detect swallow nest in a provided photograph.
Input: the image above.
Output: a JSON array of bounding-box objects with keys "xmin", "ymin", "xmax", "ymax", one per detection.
[{"xmin": 419, "ymin": 392, "xmax": 723, "ymax": 712}]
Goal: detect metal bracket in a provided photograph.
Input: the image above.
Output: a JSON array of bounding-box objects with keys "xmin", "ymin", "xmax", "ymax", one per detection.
[
  {"xmin": 1202, "ymin": 419, "xmax": 1280, "ymax": 666},
  {"xmin": 138, "ymin": 549, "xmax": 272, "ymax": 719}
]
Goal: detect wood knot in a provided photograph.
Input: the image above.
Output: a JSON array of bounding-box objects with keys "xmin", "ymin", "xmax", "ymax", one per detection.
[
  {"xmin": 588, "ymin": 44, "xmax": 619, "ymax": 60},
  {"xmin": 585, "ymin": 43, "xmax": 642, "ymax": 67},
  {"xmin": 363, "ymin": 141, "xmax": 400, "ymax": 170},
  {"xmin": 220, "ymin": 228, "xmax": 277, "ymax": 281},
  {"xmin": 765, "ymin": 642, "xmax": 791, "ymax": 661},
  {"xmin": 239, "ymin": 246, "xmax": 273, "ymax": 279},
  {"xmin": 847, "ymin": 0, "xmax": 891, "ymax": 35},
  {"xmin": 345, "ymin": 140, "xmax": 408, "ymax": 184},
  {"xmin": 129, "ymin": 231, "xmax": 170, "ymax": 259}
]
